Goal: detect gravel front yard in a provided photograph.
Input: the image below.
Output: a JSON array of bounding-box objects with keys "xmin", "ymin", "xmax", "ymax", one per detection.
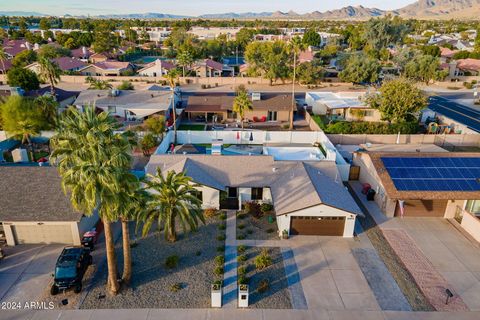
[
  {"xmin": 238, "ymin": 246, "xmax": 292, "ymax": 309},
  {"xmin": 80, "ymin": 217, "xmax": 223, "ymax": 309},
  {"xmin": 236, "ymin": 212, "xmax": 278, "ymax": 240}
]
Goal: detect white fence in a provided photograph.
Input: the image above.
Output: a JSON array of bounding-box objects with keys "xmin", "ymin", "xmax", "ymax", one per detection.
[{"xmin": 154, "ymin": 130, "xmax": 351, "ymax": 181}]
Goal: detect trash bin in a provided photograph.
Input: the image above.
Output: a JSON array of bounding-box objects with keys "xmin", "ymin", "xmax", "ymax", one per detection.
[
  {"xmin": 362, "ymin": 183, "xmax": 371, "ymax": 195},
  {"xmin": 366, "ymin": 188, "xmax": 376, "ymax": 201}
]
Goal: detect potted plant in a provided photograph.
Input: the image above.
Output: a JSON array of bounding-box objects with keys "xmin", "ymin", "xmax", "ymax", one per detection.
[
  {"xmin": 282, "ymin": 229, "xmax": 289, "ymax": 240},
  {"xmin": 238, "ymin": 284, "xmax": 249, "ymax": 308},
  {"xmin": 211, "ymin": 280, "xmax": 222, "ymax": 308}
]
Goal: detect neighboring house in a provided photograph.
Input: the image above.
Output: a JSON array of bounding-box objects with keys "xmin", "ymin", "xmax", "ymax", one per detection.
[
  {"xmin": 73, "ymin": 88, "xmax": 175, "ymax": 121},
  {"xmin": 79, "ymin": 61, "xmax": 133, "ymax": 76},
  {"xmin": 146, "ymin": 155, "xmax": 361, "ymax": 237},
  {"xmin": 305, "ymin": 92, "xmax": 382, "ymax": 122},
  {"xmin": 0, "ymin": 166, "xmax": 98, "ymax": 246},
  {"xmin": 453, "ymin": 58, "xmax": 480, "ymax": 76},
  {"xmin": 193, "ymin": 59, "xmax": 224, "ymax": 77},
  {"xmin": 254, "ymin": 34, "xmax": 290, "ymax": 42},
  {"xmin": 0, "ymin": 85, "xmax": 78, "ymax": 108},
  {"xmin": 318, "ymin": 32, "xmax": 341, "ymax": 47},
  {"xmin": 89, "ymin": 52, "xmax": 110, "ymax": 64},
  {"xmin": 440, "ymin": 47, "xmax": 458, "ymax": 60},
  {"xmin": 0, "ymin": 60, "xmax": 12, "ymax": 75},
  {"xmin": 185, "ymin": 92, "xmax": 293, "ymax": 123},
  {"xmin": 130, "ymin": 27, "xmax": 171, "ymax": 43},
  {"xmin": 1, "ymin": 39, "xmax": 31, "ymax": 58},
  {"xmin": 26, "ymin": 56, "xmax": 87, "ymax": 74},
  {"xmin": 71, "ymin": 46, "xmax": 93, "ymax": 61},
  {"xmin": 187, "ymin": 27, "xmax": 242, "ymax": 41},
  {"xmin": 138, "ymin": 59, "xmax": 176, "ymax": 77},
  {"xmin": 298, "ymin": 48, "xmax": 315, "ymax": 64}
]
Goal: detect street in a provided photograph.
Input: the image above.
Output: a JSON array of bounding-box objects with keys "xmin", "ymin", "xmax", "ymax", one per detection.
[{"xmin": 428, "ymin": 95, "xmax": 480, "ymax": 133}]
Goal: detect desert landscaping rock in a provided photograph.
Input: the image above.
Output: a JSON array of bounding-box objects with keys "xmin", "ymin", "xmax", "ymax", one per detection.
[
  {"xmin": 80, "ymin": 217, "xmax": 222, "ymax": 309},
  {"xmin": 237, "ymin": 213, "xmax": 278, "ymax": 240}
]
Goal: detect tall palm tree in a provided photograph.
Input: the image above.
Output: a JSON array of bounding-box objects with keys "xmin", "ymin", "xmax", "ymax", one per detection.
[
  {"xmin": 177, "ymin": 50, "xmax": 194, "ymax": 78},
  {"xmin": 288, "ymin": 36, "xmax": 306, "ymax": 130},
  {"xmin": 37, "ymin": 56, "xmax": 61, "ymax": 96},
  {"xmin": 139, "ymin": 168, "xmax": 204, "ymax": 243},
  {"xmin": 165, "ymin": 69, "xmax": 179, "ymax": 144},
  {"xmin": 232, "ymin": 85, "xmax": 253, "ymax": 130},
  {"xmin": 0, "ymin": 47, "xmax": 7, "ymax": 75},
  {"xmin": 51, "ymin": 106, "xmax": 135, "ymax": 295},
  {"xmin": 35, "ymin": 95, "xmax": 59, "ymax": 129}
]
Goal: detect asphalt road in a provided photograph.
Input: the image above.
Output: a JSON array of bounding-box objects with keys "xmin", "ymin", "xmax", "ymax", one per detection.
[{"xmin": 428, "ymin": 95, "xmax": 480, "ymax": 133}]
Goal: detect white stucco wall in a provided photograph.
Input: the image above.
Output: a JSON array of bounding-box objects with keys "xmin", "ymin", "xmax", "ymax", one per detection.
[
  {"xmin": 263, "ymin": 188, "xmax": 272, "ymax": 202},
  {"xmin": 276, "ymin": 204, "xmax": 356, "ymax": 238},
  {"xmin": 197, "ymin": 185, "xmax": 220, "ymax": 209},
  {"xmin": 461, "ymin": 210, "xmax": 480, "ymax": 243}
]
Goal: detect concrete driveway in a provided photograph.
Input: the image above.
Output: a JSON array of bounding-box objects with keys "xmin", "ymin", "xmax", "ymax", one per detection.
[
  {"xmin": 388, "ymin": 218, "xmax": 480, "ymax": 311},
  {"xmin": 0, "ymin": 244, "xmax": 64, "ymax": 304},
  {"xmin": 289, "ymin": 236, "xmax": 380, "ymax": 312}
]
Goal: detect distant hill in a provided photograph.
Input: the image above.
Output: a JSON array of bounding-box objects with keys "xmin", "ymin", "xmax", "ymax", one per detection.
[
  {"xmin": 0, "ymin": 11, "xmax": 46, "ymax": 16},
  {"xmin": 2, "ymin": 1, "xmax": 480, "ymax": 20}
]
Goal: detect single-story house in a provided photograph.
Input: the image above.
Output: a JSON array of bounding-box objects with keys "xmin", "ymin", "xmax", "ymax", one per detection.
[
  {"xmin": 89, "ymin": 52, "xmax": 113, "ymax": 64},
  {"xmin": 1, "ymin": 39, "xmax": 31, "ymax": 58},
  {"xmin": 138, "ymin": 59, "xmax": 176, "ymax": 77},
  {"xmin": 79, "ymin": 61, "xmax": 134, "ymax": 76},
  {"xmin": 352, "ymin": 152, "xmax": 480, "ymax": 220},
  {"xmin": 0, "ymin": 166, "xmax": 98, "ymax": 246},
  {"xmin": 453, "ymin": 58, "xmax": 480, "ymax": 76},
  {"xmin": 146, "ymin": 155, "xmax": 362, "ymax": 237},
  {"xmin": 25, "ymin": 86, "xmax": 79, "ymax": 108},
  {"xmin": 185, "ymin": 92, "xmax": 293, "ymax": 124},
  {"xmin": 26, "ymin": 56, "xmax": 87, "ymax": 74},
  {"xmin": 193, "ymin": 59, "xmax": 223, "ymax": 77},
  {"xmin": 73, "ymin": 88, "xmax": 176, "ymax": 121},
  {"xmin": 305, "ymin": 92, "xmax": 382, "ymax": 122}
]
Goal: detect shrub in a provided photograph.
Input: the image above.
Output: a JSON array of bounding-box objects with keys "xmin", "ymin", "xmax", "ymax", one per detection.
[
  {"xmin": 218, "ymin": 224, "xmax": 226, "ymax": 231},
  {"xmin": 204, "ymin": 208, "xmax": 218, "ymax": 218},
  {"xmin": 237, "ymin": 224, "xmax": 245, "ymax": 230},
  {"xmin": 237, "ymin": 234, "xmax": 246, "ymax": 240},
  {"xmin": 201, "ymin": 84, "xmax": 207, "ymax": 89},
  {"xmin": 214, "ymin": 266, "xmax": 224, "ymax": 276},
  {"xmin": 219, "ymin": 212, "xmax": 227, "ymax": 220},
  {"xmin": 260, "ymin": 202, "xmax": 273, "ymax": 213},
  {"xmin": 216, "ymin": 245, "xmax": 225, "ymax": 253},
  {"xmin": 257, "ymin": 279, "xmax": 269, "ymax": 293},
  {"xmin": 237, "ymin": 212, "xmax": 247, "ymax": 219},
  {"xmin": 237, "ymin": 254, "xmax": 247, "ymax": 263},
  {"xmin": 165, "ymin": 255, "xmax": 179, "ymax": 269},
  {"xmin": 212, "ymin": 280, "xmax": 222, "ymax": 290},
  {"xmin": 246, "ymin": 229, "xmax": 253, "ymax": 235},
  {"xmin": 237, "ymin": 245, "xmax": 246, "ymax": 254},
  {"xmin": 196, "ymin": 250, "xmax": 202, "ymax": 256},
  {"xmin": 254, "ymin": 249, "xmax": 272, "ymax": 270},
  {"xmin": 238, "ymin": 266, "xmax": 246, "ymax": 276},
  {"xmin": 238, "ymin": 275, "xmax": 249, "ymax": 285},
  {"xmin": 244, "ymin": 201, "xmax": 262, "ymax": 218},
  {"xmin": 117, "ymin": 80, "xmax": 134, "ymax": 90},
  {"xmin": 214, "ymin": 255, "xmax": 225, "ymax": 265},
  {"xmin": 217, "ymin": 234, "xmax": 226, "ymax": 241},
  {"xmin": 170, "ymin": 282, "xmax": 183, "ymax": 292},
  {"xmin": 266, "ymin": 228, "xmax": 275, "ymax": 233}
]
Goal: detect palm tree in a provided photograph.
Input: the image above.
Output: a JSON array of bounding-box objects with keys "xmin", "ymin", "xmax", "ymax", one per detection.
[
  {"xmin": 0, "ymin": 47, "xmax": 7, "ymax": 75},
  {"xmin": 86, "ymin": 77, "xmax": 113, "ymax": 90},
  {"xmin": 232, "ymin": 85, "xmax": 253, "ymax": 130},
  {"xmin": 288, "ymin": 37, "xmax": 307, "ymax": 130},
  {"xmin": 139, "ymin": 168, "xmax": 204, "ymax": 243},
  {"xmin": 177, "ymin": 50, "xmax": 193, "ymax": 78},
  {"xmin": 35, "ymin": 95, "xmax": 59, "ymax": 129},
  {"xmin": 51, "ymin": 106, "xmax": 135, "ymax": 295},
  {"xmin": 165, "ymin": 69, "xmax": 179, "ymax": 144},
  {"xmin": 37, "ymin": 56, "xmax": 61, "ymax": 96}
]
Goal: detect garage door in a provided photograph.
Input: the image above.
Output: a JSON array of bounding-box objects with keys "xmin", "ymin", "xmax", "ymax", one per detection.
[
  {"xmin": 394, "ymin": 200, "xmax": 448, "ymax": 217},
  {"xmin": 290, "ymin": 216, "xmax": 345, "ymax": 236},
  {"xmin": 12, "ymin": 224, "xmax": 74, "ymax": 244}
]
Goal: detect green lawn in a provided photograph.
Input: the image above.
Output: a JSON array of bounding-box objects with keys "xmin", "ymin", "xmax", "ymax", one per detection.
[{"xmin": 178, "ymin": 124, "xmax": 206, "ymax": 131}]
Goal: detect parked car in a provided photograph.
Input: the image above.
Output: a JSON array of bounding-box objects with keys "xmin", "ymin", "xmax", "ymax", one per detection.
[
  {"xmin": 51, "ymin": 246, "xmax": 92, "ymax": 295},
  {"xmin": 81, "ymin": 229, "xmax": 98, "ymax": 250}
]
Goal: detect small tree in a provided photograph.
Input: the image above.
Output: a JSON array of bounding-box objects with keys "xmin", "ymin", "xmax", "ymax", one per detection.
[
  {"xmin": 405, "ymin": 54, "xmax": 440, "ymax": 86},
  {"xmin": 232, "ymin": 85, "xmax": 253, "ymax": 130},
  {"xmin": 366, "ymin": 78, "xmax": 427, "ymax": 123},
  {"xmin": 339, "ymin": 54, "xmax": 380, "ymax": 84},
  {"xmin": 7, "ymin": 67, "xmax": 40, "ymax": 91},
  {"xmin": 140, "ymin": 133, "xmax": 158, "ymax": 156},
  {"xmin": 303, "ymin": 29, "xmax": 321, "ymax": 47},
  {"xmin": 117, "ymin": 81, "xmax": 134, "ymax": 90},
  {"xmin": 176, "ymin": 50, "xmax": 194, "ymax": 78},
  {"xmin": 143, "ymin": 115, "xmax": 166, "ymax": 138}
]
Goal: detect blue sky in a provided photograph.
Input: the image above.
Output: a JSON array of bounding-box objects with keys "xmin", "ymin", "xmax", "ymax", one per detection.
[{"xmin": 2, "ymin": 0, "xmax": 416, "ymax": 16}]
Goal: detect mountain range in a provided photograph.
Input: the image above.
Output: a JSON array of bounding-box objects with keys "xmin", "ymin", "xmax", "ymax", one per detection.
[{"xmin": 2, "ymin": 1, "xmax": 480, "ymax": 20}]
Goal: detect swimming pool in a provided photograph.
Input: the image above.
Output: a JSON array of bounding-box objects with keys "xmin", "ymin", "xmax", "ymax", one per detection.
[{"xmin": 263, "ymin": 147, "xmax": 324, "ymax": 161}]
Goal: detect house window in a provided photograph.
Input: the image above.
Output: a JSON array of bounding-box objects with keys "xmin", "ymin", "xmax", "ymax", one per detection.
[
  {"xmin": 267, "ymin": 111, "xmax": 277, "ymax": 121},
  {"xmin": 108, "ymin": 106, "xmax": 117, "ymax": 113},
  {"xmin": 227, "ymin": 110, "xmax": 237, "ymax": 119},
  {"xmin": 466, "ymin": 200, "xmax": 480, "ymax": 214},
  {"xmin": 251, "ymin": 188, "xmax": 263, "ymax": 200},
  {"xmin": 191, "ymin": 190, "xmax": 203, "ymax": 202},
  {"xmin": 364, "ymin": 110, "xmax": 374, "ymax": 117},
  {"xmin": 227, "ymin": 187, "xmax": 238, "ymax": 198}
]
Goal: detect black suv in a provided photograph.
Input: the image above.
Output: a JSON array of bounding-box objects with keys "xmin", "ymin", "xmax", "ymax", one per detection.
[{"xmin": 51, "ymin": 246, "xmax": 92, "ymax": 295}]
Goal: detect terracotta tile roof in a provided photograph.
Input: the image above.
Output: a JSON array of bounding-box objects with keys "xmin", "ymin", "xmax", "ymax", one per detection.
[
  {"xmin": 456, "ymin": 58, "xmax": 480, "ymax": 72},
  {"xmin": 366, "ymin": 152, "xmax": 480, "ymax": 200},
  {"xmin": 440, "ymin": 47, "xmax": 457, "ymax": 58},
  {"xmin": 298, "ymin": 50, "xmax": 314, "ymax": 63}
]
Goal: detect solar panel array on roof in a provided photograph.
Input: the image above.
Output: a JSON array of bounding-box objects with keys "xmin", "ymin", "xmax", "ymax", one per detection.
[{"xmin": 381, "ymin": 157, "xmax": 480, "ymax": 192}]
